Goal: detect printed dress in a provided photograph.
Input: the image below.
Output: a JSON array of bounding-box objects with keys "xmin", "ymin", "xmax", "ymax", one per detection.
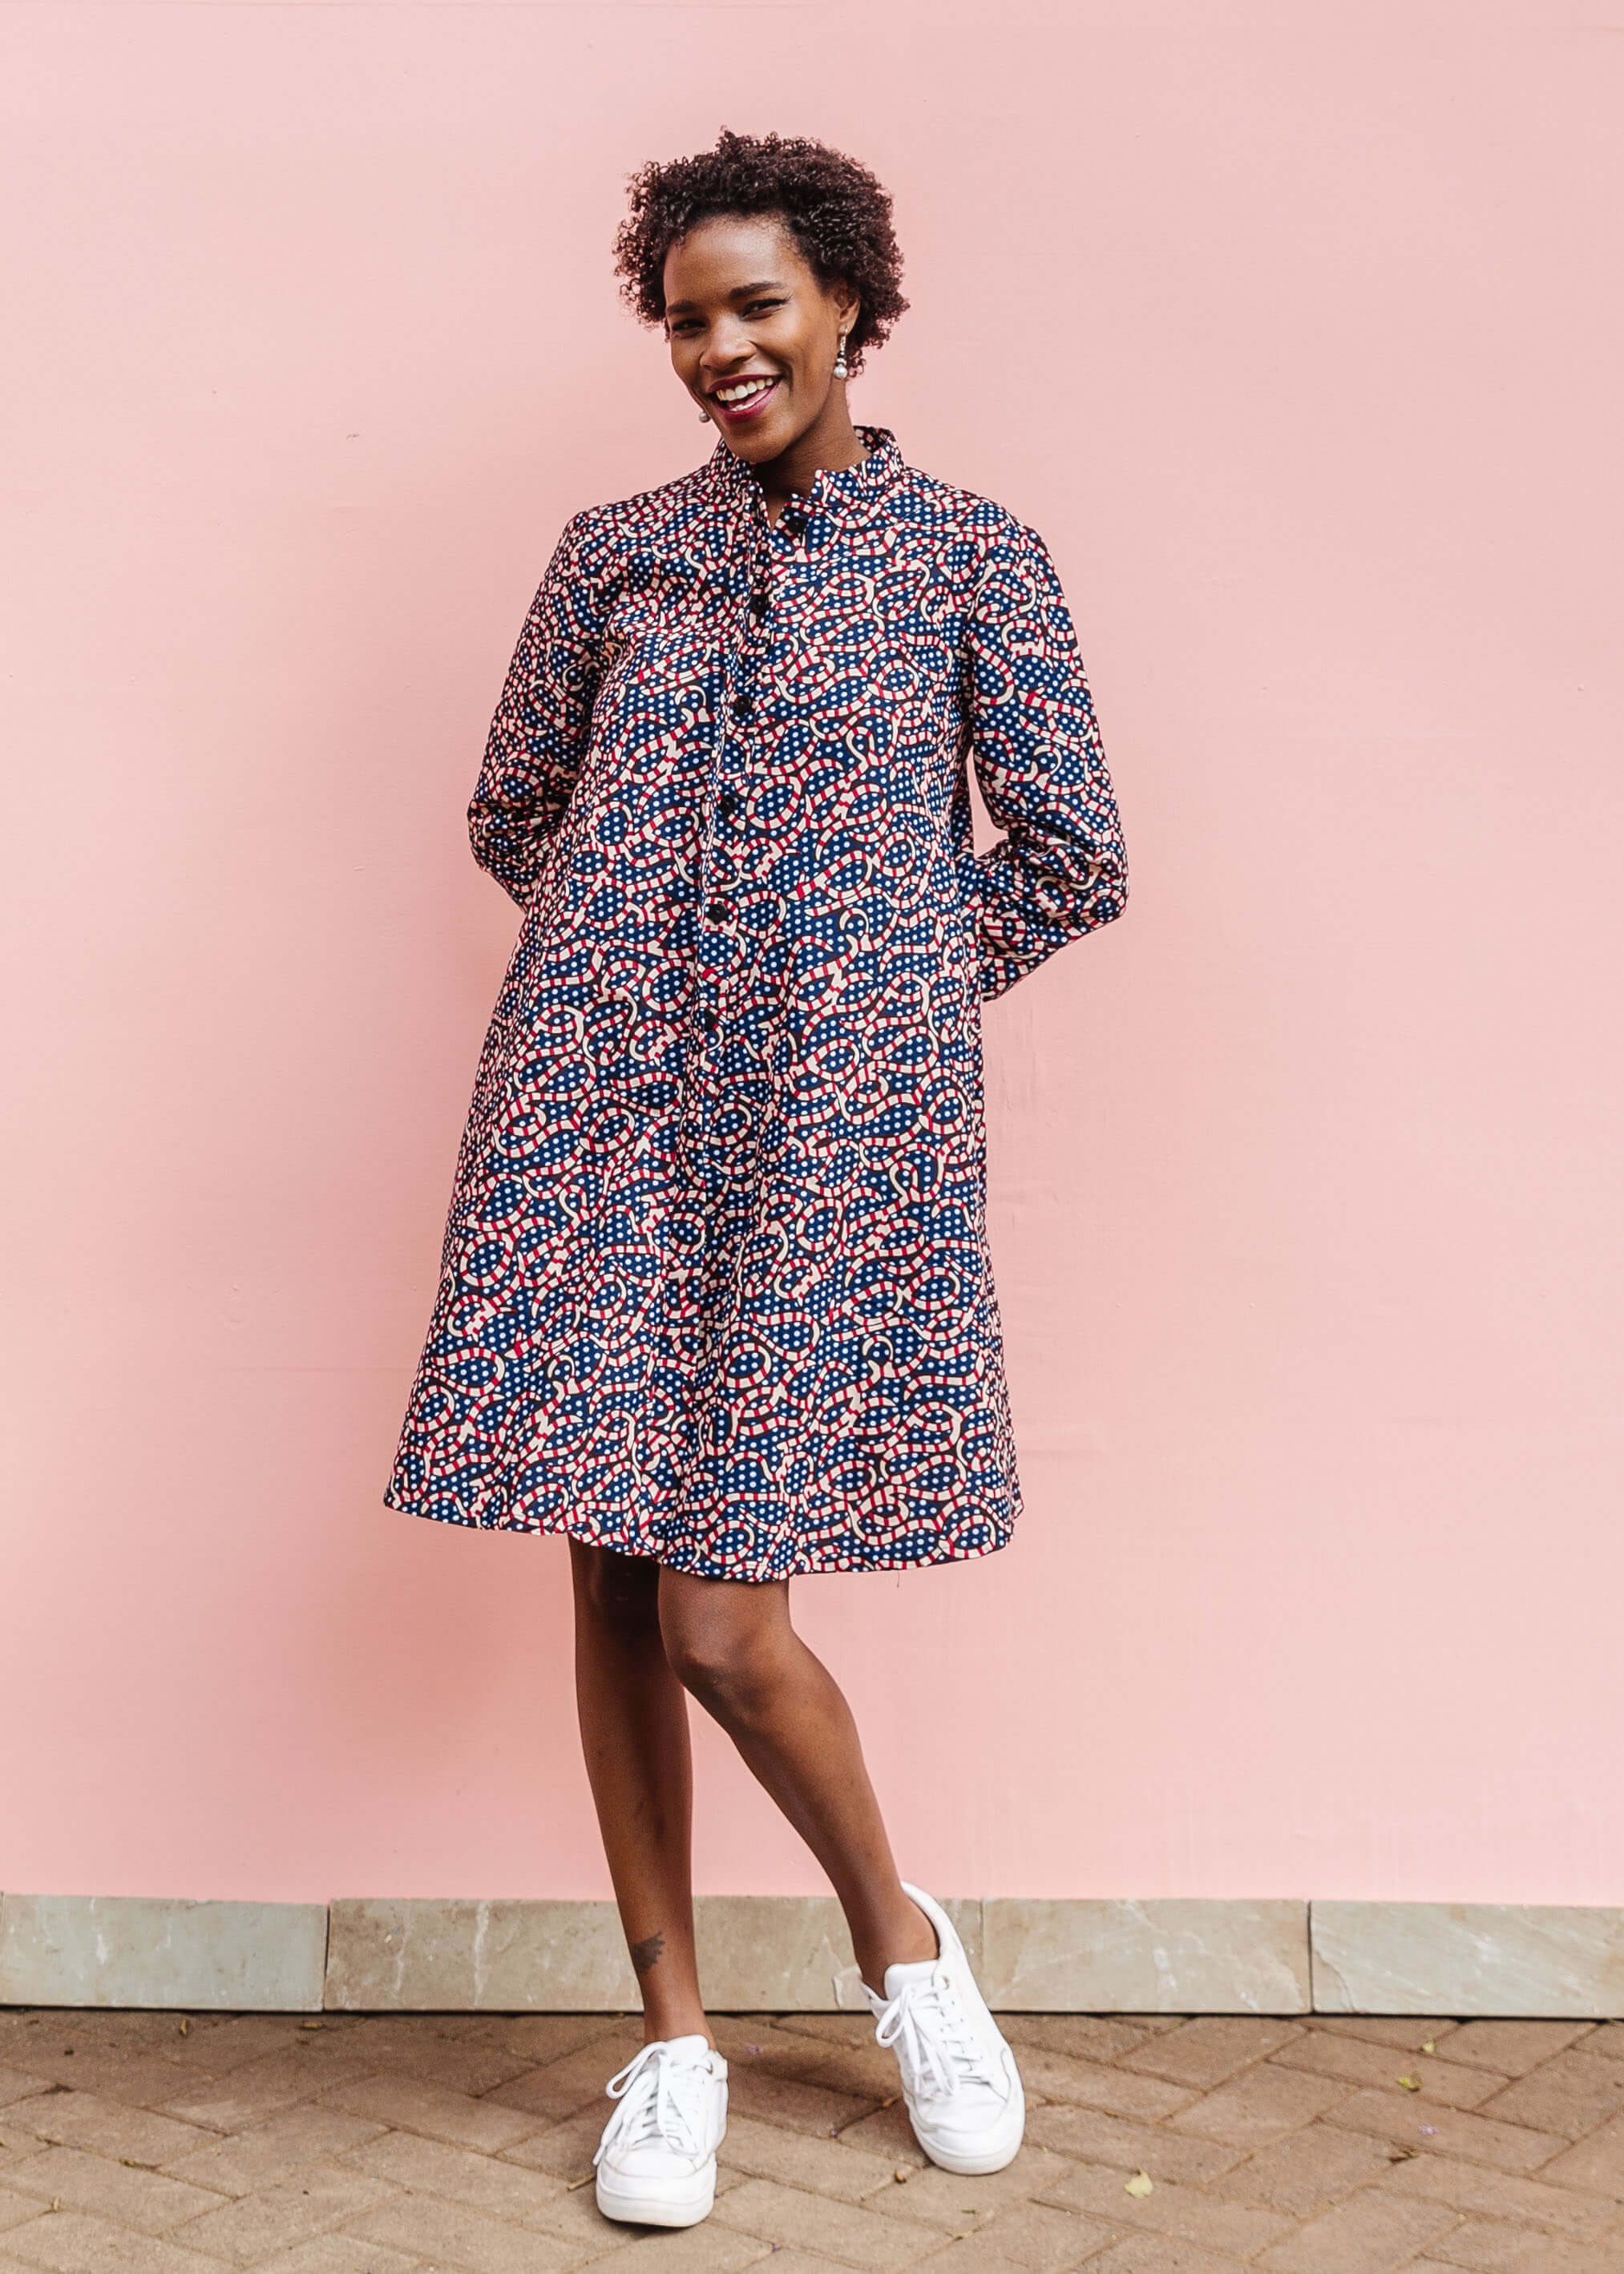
[{"xmin": 382, "ymin": 426, "xmax": 1127, "ymax": 1579}]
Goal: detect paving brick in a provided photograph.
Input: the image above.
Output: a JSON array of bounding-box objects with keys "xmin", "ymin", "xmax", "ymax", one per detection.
[
  {"xmin": 332, "ymin": 2037, "xmax": 534, "ymax": 2101},
  {"xmin": 579, "ymin": 2224, "xmax": 770, "ymax": 2273},
  {"xmin": 1254, "ymin": 2187, "xmax": 1461, "ymax": 2272},
  {"xmin": 161, "ymin": 2022, "xmax": 302, "ymax": 2077},
  {"xmin": 915, "ymin": 2199, "xmax": 1110, "ymax": 2270},
  {"xmin": 1000, "ymin": 2018, "xmax": 1157, "ymax": 2065},
  {"xmin": 1376, "ymin": 2151, "xmax": 1621, "ymax": 2242},
  {"xmin": 320, "ymin": 2075, "xmax": 542, "ymax": 2155},
  {"xmin": 772, "ymin": 2018, "xmax": 884, "ymax": 2049},
  {"xmin": 1321, "ymin": 2088, "xmax": 1567, "ymax": 2173},
  {"xmin": 1085, "ymin": 2236, "xmax": 1246, "ymax": 2272},
  {"xmin": 2, "ymin": 2211, "xmax": 224, "ymax": 2274},
  {"xmin": 1119, "ymin": 2022, "xmax": 1304, "ymax": 2091},
  {"xmin": 1417, "ymin": 2216, "xmax": 1618, "ymax": 2272},
  {"xmin": 339, "ymin": 2130, "xmax": 566, "ymax": 2223},
  {"xmin": 1208, "ymin": 2124, "xmax": 1408, "ymax": 2219},
  {"xmin": 341, "ymin": 2194, "xmax": 586, "ymax": 2273},
  {"xmin": 0, "ymin": 2197, "xmax": 43, "ymax": 2237},
  {"xmin": 0, "ymin": 2086, "xmax": 48, "ymax": 2118},
  {"xmin": 713, "ymin": 2174, "xmax": 943, "ymax": 2267},
  {"xmin": 831, "ymin": 2106, "xmax": 927, "ymax": 2168},
  {"xmin": 252, "ymin": 2239, "xmax": 423, "ymax": 2274},
  {"xmin": 1478, "ymin": 2052, "xmax": 1624, "ymax": 2141},
  {"xmin": 2, "ymin": 2101, "xmax": 210, "ymax": 2171},
  {"xmin": 480, "ymin": 2030, "xmax": 644, "ymax": 2124},
  {"xmin": 1535, "ymin": 2111, "xmax": 1624, "ymax": 2199},
  {"xmin": 774, "ymin": 2045, "xmax": 901, "ymax": 2105},
  {"xmin": 1579, "ymin": 2025, "xmax": 1624, "ymax": 2066},
  {"xmin": 872, "ymin": 2144, "xmax": 1075, "ymax": 2231},
  {"xmin": 160, "ymin": 2055, "xmax": 374, "ymax": 2137},
  {"xmin": 1168, "ymin": 2063, "xmax": 1350, "ymax": 2149},
  {"xmin": 1014, "ymin": 2054, "xmax": 1194, "ymax": 2124},
  {"xmin": 490, "ymin": 2015, "xmax": 620, "ymax": 2067},
  {"xmin": 2, "ymin": 2151, "xmax": 221, "ymax": 2236},
  {"xmin": 1040, "ymin": 2162, "xmax": 1295, "ymax": 2256},
  {"xmin": 1271, "ymin": 2034, "xmax": 1507, "ymax": 2108},
  {"xmin": 495, "ymin": 2108, "xmax": 606, "ymax": 2186},
  {"xmin": 717, "ymin": 2111, "xmax": 898, "ymax": 2203},
  {"xmin": 160, "ymin": 2106, "xmax": 386, "ymax": 2199},
  {"xmin": 28, "ymin": 2066, "xmax": 207, "ymax": 2119},
  {"xmin": 1437, "ymin": 2026, "xmax": 1598, "ymax": 2079},
  {"xmin": 724, "ymin": 2066, "xmax": 877, "ymax": 2139},
  {"xmin": 1304, "ymin": 2019, "xmax": 1462, "ymax": 2054},
  {"xmin": 1022, "ymin": 2105, "xmax": 1243, "ymax": 2187},
  {"xmin": 168, "ymin": 2166, "xmax": 398, "ymax": 2264}
]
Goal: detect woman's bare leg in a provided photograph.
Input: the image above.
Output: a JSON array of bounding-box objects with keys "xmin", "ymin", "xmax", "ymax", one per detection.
[
  {"xmin": 568, "ymin": 1540, "xmax": 713, "ymax": 2046},
  {"xmin": 656, "ymin": 1568, "xmax": 936, "ymax": 1993}
]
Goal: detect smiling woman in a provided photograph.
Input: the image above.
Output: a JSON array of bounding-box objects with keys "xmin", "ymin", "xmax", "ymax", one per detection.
[
  {"xmin": 612, "ymin": 130, "xmax": 907, "ymax": 515},
  {"xmin": 382, "ymin": 125, "xmax": 1127, "ymax": 2233}
]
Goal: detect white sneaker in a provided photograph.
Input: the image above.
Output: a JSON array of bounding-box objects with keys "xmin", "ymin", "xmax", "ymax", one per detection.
[
  {"xmin": 592, "ymin": 2034, "xmax": 729, "ymax": 2227},
  {"xmin": 862, "ymin": 1881, "xmax": 1024, "ymax": 2175}
]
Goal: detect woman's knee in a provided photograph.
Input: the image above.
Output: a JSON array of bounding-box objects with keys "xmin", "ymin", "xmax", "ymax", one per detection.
[{"xmin": 658, "ymin": 1577, "xmax": 790, "ymax": 1721}]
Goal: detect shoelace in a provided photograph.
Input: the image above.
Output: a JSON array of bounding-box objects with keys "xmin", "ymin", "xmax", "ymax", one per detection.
[
  {"xmin": 873, "ymin": 1967, "xmax": 1008, "ymax": 2106},
  {"xmin": 592, "ymin": 2042, "xmax": 716, "ymax": 2167}
]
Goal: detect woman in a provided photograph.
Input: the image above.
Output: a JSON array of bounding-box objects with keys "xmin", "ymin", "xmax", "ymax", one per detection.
[{"xmin": 384, "ymin": 128, "xmax": 1128, "ymax": 2228}]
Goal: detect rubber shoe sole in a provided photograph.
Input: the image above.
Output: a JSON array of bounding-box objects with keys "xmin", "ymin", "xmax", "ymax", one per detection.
[
  {"xmin": 595, "ymin": 2159, "xmax": 717, "ymax": 2227},
  {"xmin": 911, "ymin": 2082, "xmax": 1026, "ymax": 2175}
]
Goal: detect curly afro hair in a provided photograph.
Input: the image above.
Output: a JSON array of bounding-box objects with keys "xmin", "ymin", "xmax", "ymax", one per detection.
[{"xmin": 612, "ymin": 128, "xmax": 907, "ymax": 374}]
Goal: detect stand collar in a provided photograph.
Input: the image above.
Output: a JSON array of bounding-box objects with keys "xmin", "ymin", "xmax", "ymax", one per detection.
[{"xmin": 704, "ymin": 423, "xmax": 905, "ymax": 538}]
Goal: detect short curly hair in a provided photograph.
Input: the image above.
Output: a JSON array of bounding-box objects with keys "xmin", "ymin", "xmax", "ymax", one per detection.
[{"xmin": 612, "ymin": 128, "xmax": 907, "ymax": 373}]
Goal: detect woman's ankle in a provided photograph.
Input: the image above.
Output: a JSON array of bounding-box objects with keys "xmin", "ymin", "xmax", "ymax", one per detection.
[{"xmin": 640, "ymin": 2005, "xmax": 715, "ymax": 2049}]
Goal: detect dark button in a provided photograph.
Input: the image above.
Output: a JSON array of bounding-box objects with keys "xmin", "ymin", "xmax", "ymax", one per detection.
[
  {"xmin": 699, "ymin": 1008, "xmax": 718, "ymax": 1035},
  {"xmin": 749, "ymin": 593, "xmax": 770, "ymax": 619},
  {"xmin": 706, "ymin": 898, "xmax": 728, "ymax": 923},
  {"xmin": 730, "ymin": 695, "xmax": 753, "ymax": 721},
  {"xmin": 719, "ymin": 790, "xmax": 740, "ymax": 819}
]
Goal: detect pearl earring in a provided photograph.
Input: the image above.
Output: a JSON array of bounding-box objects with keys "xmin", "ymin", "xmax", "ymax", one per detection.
[
  {"xmin": 833, "ymin": 333, "xmax": 849, "ymax": 381},
  {"xmin": 698, "ymin": 402, "xmax": 710, "ymax": 422}
]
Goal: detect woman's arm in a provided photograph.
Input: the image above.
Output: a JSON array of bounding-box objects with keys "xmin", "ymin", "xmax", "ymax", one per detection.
[
  {"xmin": 467, "ymin": 511, "xmax": 608, "ymax": 906},
  {"xmin": 959, "ymin": 515, "xmax": 1129, "ymax": 1000}
]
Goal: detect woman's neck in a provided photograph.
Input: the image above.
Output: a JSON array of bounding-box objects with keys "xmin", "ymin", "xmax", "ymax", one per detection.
[{"xmin": 752, "ymin": 401, "xmax": 868, "ymax": 520}]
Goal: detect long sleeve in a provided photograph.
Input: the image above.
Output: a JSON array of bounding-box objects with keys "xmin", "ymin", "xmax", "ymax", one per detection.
[
  {"xmin": 467, "ymin": 511, "xmax": 609, "ymax": 906},
  {"xmin": 959, "ymin": 516, "xmax": 1128, "ymax": 1000}
]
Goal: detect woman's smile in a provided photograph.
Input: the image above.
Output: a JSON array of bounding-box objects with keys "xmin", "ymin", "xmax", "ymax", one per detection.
[{"xmin": 707, "ymin": 373, "xmax": 783, "ymax": 422}]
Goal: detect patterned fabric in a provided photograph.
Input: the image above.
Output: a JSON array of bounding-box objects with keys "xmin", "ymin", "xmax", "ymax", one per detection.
[{"xmin": 382, "ymin": 426, "xmax": 1127, "ymax": 1578}]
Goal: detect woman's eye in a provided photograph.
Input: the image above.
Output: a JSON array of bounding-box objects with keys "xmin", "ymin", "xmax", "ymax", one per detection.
[{"xmin": 745, "ymin": 299, "xmax": 786, "ymax": 316}]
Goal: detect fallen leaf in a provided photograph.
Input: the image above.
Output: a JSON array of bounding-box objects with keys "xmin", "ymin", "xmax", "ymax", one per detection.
[
  {"xmin": 1397, "ymin": 2074, "xmax": 1421, "ymax": 2091},
  {"xmin": 892, "ymin": 2168, "xmax": 910, "ymax": 2183},
  {"xmin": 178, "ymin": 2019, "xmax": 191, "ymax": 2037},
  {"xmin": 1388, "ymin": 2147, "xmax": 1418, "ymax": 2162},
  {"xmin": 1125, "ymin": 2170, "xmax": 1154, "ymax": 2198},
  {"xmin": 879, "ymin": 2093, "xmax": 899, "ymax": 2109},
  {"xmin": 301, "ymin": 2021, "xmax": 323, "ymax": 2032},
  {"xmin": 1420, "ymin": 2039, "xmax": 1436, "ymax": 2054},
  {"xmin": 565, "ymin": 2175, "xmax": 596, "ymax": 2191},
  {"xmin": 50, "ymin": 2199, "xmax": 62, "ymax": 2214}
]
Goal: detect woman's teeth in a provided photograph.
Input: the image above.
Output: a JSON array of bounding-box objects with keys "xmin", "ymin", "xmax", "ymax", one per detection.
[{"xmin": 713, "ymin": 378, "xmax": 777, "ymax": 406}]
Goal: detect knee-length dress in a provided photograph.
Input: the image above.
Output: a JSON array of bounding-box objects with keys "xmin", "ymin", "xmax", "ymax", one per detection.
[{"xmin": 382, "ymin": 426, "xmax": 1127, "ymax": 1580}]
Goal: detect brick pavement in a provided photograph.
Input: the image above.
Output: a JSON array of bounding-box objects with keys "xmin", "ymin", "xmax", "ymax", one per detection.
[{"xmin": 1, "ymin": 2008, "xmax": 1621, "ymax": 2272}]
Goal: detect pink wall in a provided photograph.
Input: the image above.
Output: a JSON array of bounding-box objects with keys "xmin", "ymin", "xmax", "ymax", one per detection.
[{"xmin": 4, "ymin": 2, "xmax": 1620, "ymax": 1909}]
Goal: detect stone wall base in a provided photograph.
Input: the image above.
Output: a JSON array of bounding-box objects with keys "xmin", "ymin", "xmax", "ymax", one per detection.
[{"xmin": 3, "ymin": 1892, "xmax": 1622, "ymax": 2017}]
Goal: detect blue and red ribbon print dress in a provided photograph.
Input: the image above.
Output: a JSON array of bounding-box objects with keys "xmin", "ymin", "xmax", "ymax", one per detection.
[{"xmin": 383, "ymin": 427, "xmax": 1127, "ymax": 1578}]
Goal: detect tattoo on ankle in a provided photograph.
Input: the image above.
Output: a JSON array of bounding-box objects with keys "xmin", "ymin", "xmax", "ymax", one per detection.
[{"xmin": 629, "ymin": 1929, "xmax": 665, "ymax": 1977}]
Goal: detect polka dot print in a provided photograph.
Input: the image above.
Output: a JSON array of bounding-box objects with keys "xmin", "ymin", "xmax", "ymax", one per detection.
[{"xmin": 382, "ymin": 427, "xmax": 1127, "ymax": 1579}]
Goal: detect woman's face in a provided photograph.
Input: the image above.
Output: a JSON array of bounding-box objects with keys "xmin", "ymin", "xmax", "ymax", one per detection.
[{"xmin": 662, "ymin": 213, "xmax": 858, "ymax": 464}]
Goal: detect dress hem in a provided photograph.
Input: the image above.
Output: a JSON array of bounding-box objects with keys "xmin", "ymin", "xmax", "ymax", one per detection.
[{"xmin": 380, "ymin": 1483, "xmax": 1018, "ymax": 1581}]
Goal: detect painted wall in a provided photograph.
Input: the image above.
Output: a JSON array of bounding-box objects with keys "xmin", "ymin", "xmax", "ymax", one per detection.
[{"xmin": 3, "ymin": 1, "xmax": 1620, "ymax": 1912}]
